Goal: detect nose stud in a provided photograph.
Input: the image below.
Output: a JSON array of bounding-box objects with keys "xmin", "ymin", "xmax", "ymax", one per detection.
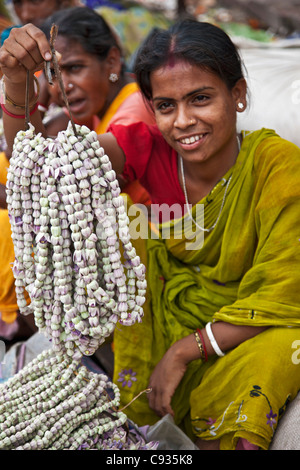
[
  {"xmin": 67, "ymin": 83, "xmax": 74, "ymax": 89},
  {"xmin": 174, "ymin": 117, "xmax": 196, "ymax": 127}
]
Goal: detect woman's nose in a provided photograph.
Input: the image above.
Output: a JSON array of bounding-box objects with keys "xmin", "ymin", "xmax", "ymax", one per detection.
[
  {"xmin": 66, "ymin": 83, "xmax": 74, "ymax": 91},
  {"xmin": 174, "ymin": 107, "xmax": 196, "ymax": 128},
  {"xmin": 19, "ymin": 5, "xmax": 35, "ymax": 24},
  {"xmin": 62, "ymin": 75, "xmax": 74, "ymax": 94}
]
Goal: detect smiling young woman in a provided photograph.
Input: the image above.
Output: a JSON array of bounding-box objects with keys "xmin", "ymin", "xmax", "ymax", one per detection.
[
  {"xmin": 150, "ymin": 62, "xmax": 246, "ymax": 204},
  {"xmin": 1, "ymin": 18, "xmax": 300, "ymax": 450}
]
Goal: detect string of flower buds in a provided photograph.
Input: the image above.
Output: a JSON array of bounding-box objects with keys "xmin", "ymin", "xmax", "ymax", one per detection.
[
  {"xmin": 6, "ymin": 121, "xmax": 147, "ymax": 360},
  {"xmin": 0, "ymin": 25, "xmax": 152, "ymax": 449},
  {"xmin": 0, "ymin": 348, "xmax": 155, "ymax": 450},
  {"xmin": 1, "ymin": 120, "xmax": 152, "ymax": 449}
]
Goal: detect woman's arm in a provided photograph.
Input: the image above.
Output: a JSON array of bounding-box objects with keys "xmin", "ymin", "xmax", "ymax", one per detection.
[
  {"xmin": 0, "ymin": 24, "xmax": 126, "ymax": 174},
  {"xmin": 148, "ymin": 322, "xmax": 267, "ymax": 417},
  {"xmin": 0, "ymin": 24, "xmax": 52, "ymax": 156}
]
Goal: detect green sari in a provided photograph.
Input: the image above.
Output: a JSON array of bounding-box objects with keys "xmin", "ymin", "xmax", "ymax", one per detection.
[{"xmin": 113, "ymin": 129, "xmax": 300, "ymax": 449}]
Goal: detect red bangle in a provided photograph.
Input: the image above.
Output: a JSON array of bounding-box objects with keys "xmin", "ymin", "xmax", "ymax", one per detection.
[
  {"xmin": 1, "ymin": 102, "xmax": 39, "ymax": 119},
  {"xmin": 197, "ymin": 328, "xmax": 208, "ymax": 362}
]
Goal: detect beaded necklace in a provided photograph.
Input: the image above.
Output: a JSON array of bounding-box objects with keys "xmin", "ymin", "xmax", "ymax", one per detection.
[{"xmin": 179, "ymin": 135, "xmax": 241, "ymax": 233}]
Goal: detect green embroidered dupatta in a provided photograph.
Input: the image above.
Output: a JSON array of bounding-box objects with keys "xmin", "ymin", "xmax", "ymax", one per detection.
[{"xmin": 113, "ymin": 128, "xmax": 300, "ymax": 446}]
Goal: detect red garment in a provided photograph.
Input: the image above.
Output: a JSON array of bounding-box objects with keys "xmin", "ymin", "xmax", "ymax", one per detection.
[{"xmin": 109, "ymin": 121, "xmax": 186, "ymax": 211}]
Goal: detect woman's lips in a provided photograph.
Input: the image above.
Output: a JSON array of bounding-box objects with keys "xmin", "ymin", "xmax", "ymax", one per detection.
[
  {"xmin": 68, "ymin": 98, "xmax": 87, "ymax": 114},
  {"xmin": 177, "ymin": 133, "xmax": 206, "ymax": 150}
]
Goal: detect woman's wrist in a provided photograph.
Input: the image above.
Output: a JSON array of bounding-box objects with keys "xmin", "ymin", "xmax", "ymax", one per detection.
[
  {"xmin": 172, "ymin": 333, "xmax": 204, "ymax": 365},
  {"xmin": 194, "ymin": 328, "xmax": 208, "ymax": 361},
  {"xmin": 1, "ymin": 102, "xmax": 39, "ymax": 119},
  {"xmin": 1, "ymin": 74, "xmax": 39, "ymax": 113}
]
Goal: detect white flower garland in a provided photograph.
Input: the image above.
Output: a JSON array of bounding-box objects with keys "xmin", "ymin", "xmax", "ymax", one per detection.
[
  {"xmin": 0, "ymin": 122, "xmax": 152, "ymax": 450},
  {"xmin": 6, "ymin": 121, "xmax": 147, "ymax": 359},
  {"xmin": 0, "ymin": 348, "xmax": 155, "ymax": 450}
]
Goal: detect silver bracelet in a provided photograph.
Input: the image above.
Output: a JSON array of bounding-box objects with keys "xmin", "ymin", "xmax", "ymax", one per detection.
[{"xmin": 205, "ymin": 322, "xmax": 225, "ymax": 357}]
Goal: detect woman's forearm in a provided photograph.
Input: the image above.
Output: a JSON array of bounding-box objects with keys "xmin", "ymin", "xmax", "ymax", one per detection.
[
  {"xmin": 0, "ymin": 24, "xmax": 53, "ymax": 156},
  {"xmin": 147, "ymin": 321, "xmax": 268, "ymax": 417},
  {"xmin": 200, "ymin": 321, "xmax": 268, "ymax": 358},
  {"xmin": 3, "ymin": 75, "xmax": 47, "ymax": 158},
  {"xmin": 177, "ymin": 322, "xmax": 268, "ymax": 364}
]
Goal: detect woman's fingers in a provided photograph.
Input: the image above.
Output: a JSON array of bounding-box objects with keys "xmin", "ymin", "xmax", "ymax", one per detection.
[
  {"xmin": 150, "ymin": 389, "xmax": 174, "ymax": 418},
  {"xmin": 9, "ymin": 25, "xmax": 50, "ymax": 68},
  {"xmin": 148, "ymin": 369, "xmax": 177, "ymax": 418},
  {"xmin": 0, "ymin": 24, "xmax": 51, "ymax": 79},
  {"xmin": 147, "ymin": 339, "xmax": 192, "ymax": 419}
]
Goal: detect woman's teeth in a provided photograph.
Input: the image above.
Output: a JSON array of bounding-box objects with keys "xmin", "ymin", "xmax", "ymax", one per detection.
[{"xmin": 180, "ymin": 134, "xmax": 203, "ymax": 144}]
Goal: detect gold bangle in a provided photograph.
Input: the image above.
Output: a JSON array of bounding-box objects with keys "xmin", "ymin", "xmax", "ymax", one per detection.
[
  {"xmin": 0, "ymin": 75, "xmax": 40, "ymax": 109},
  {"xmin": 194, "ymin": 330, "xmax": 205, "ymax": 360}
]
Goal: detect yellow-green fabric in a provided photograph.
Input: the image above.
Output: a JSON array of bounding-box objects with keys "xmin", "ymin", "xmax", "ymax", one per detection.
[{"xmin": 113, "ymin": 128, "xmax": 300, "ymax": 449}]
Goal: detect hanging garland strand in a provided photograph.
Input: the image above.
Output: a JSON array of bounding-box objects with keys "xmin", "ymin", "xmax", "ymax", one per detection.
[{"xmin": 0, "ymin": 25, "xmax": 154, "ymax": 450}]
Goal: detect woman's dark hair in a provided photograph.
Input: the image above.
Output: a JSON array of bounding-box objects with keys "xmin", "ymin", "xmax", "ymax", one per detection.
[
  {"xmin": 134, "ymin": 19, "xmax": 245, "ymax": 102},
  {"xmin": 41, "ymin": 7, "xmax": 123, "ymax": 63}
]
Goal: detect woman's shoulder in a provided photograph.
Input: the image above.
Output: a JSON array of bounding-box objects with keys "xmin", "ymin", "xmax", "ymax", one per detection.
[
  {"xmin": 108, "ymin": 121, "xmax": 174, "ymax": 179},
  {"xmin": 108, "ymin": 121, "xmax": 169, "ymax": 151},
  {"xmin": 244, "ymin": 129, "xmax": 300, "ymax": 198},
  {"xmin": 243, "ymin": 128, "xmax": 300, "ymax": 171}
]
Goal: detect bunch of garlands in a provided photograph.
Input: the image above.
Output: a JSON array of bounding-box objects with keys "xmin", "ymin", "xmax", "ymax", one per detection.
[{"xmin": 0, "ymin": 121, "xmax": 155, "ymax": 450}]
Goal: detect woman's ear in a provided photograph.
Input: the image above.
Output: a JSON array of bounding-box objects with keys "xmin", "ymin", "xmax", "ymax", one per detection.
[
  {"xmin": 106, "ymin": 46, "xmax": 122, "ymax": 79},
  {"xmin": 232, "ymin": 78, "xmax": 247, "ymax": 112}
]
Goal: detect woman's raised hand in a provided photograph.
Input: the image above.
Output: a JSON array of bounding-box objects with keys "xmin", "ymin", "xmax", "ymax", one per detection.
[
  {"xmin": 0, "ymin": 24, "xmax": 52, "ymax": 156},
  {"xmin": 0, "ymin": 24, "xmax": 52, "ymax": 83}
]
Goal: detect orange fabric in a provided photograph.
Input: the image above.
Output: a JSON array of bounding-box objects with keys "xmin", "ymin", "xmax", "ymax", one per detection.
[
  {"xmin": 0, "ymin": 209, "xmax": 19, "ymax": 323},
  {"xmin": 0, "ymin": 153, "xmax": 17, "ymax": 320},
  {"xmin": 0, "ymin": 152, "xmax": 30, "ymax": 323},
  {"xmin": 0, "ymin": 151, "xmax": 8, "ymax": 185}
]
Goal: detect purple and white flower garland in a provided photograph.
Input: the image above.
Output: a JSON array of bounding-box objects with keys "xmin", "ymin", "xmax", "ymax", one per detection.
[
  {"xmin": 0, "ymin": 122, "xmax": 153, "ymax": 450},
  {"xmin": 6, "ymin": 121, "xmax": 147, "ymax": 360}
]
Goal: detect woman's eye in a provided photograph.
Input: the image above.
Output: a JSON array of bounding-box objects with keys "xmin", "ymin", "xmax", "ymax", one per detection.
[
  {"xmin": 194, "ymin": 94, "xmax": 209, "ymax": 104},
  {"xmin": 157, "ymin": 101, "xmax": 174, "ymax": 112},
  {"xmin": 70, "ymin": 65, "xmax": 81, "ymax": 72},
  {"xmin": 64, "ymin": 64, "xmax": 83, "ymax": 74}
]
